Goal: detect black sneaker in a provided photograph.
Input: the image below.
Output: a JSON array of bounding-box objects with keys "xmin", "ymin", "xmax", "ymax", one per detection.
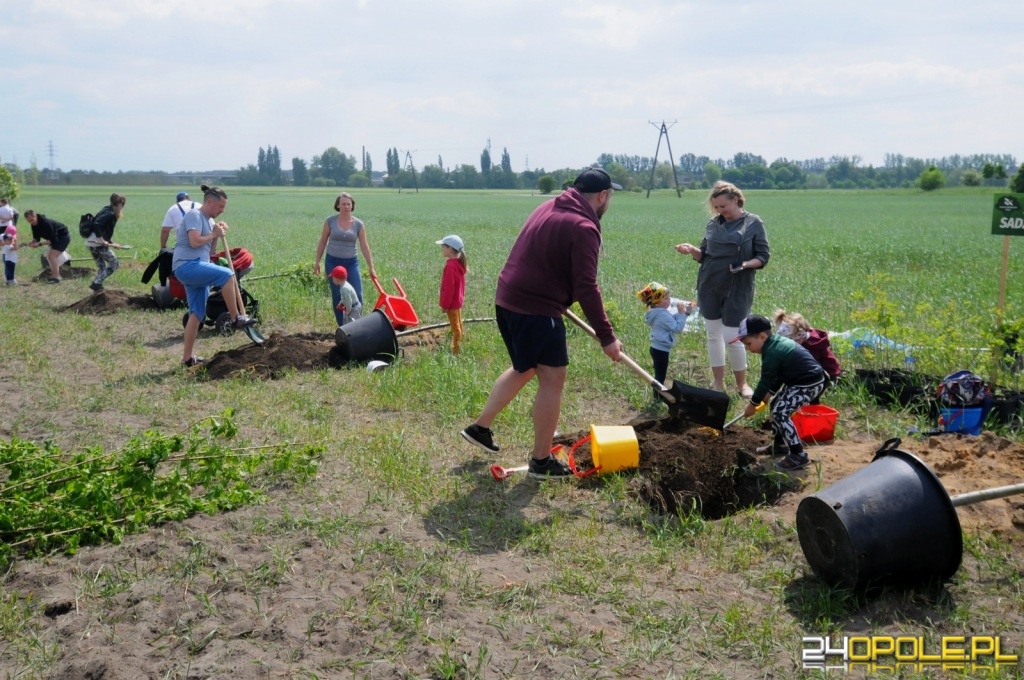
[
  {"xmin": 182, "ymin": 356, "xmax": 207, "ymax": 368},
  {"xmin": 89, "ymin": 282, "xmax": 103, "ymax": 292},
  {"xmin": 48, "ymin": 278, "xmax": 61, "ymax": 284},
  {"xmin": 460, "ymin": 423, "xmax": 499, "ymax": 453},
  {"xmin": 528, "ymin": 455, "xmax": 573, "ymax": 479},
  {"xmin": 775, "ymin": 453, "xmax": 810, "ymax": 471}
]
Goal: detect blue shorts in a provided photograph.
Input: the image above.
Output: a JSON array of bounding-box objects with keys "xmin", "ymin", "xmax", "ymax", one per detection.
[
  {"xmin": 496, "ymin": 305, "xmax": 569, "ymax": 372},
  {"xmin": 174, "ymin": 259, "xmax": 233, "ymax": 320}
]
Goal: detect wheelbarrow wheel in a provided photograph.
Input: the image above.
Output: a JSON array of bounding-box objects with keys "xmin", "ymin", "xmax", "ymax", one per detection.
[{"xmin": 214, "ymin": 312, "xmax": 235, "ymax": 336}]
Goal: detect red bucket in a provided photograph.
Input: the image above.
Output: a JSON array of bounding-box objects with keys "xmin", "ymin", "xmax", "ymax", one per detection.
[{"xmin": 793, "ymin": 404, "xmax": 838, "ymax": 443}]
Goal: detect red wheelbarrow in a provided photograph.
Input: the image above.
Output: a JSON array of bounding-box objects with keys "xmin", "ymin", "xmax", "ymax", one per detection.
[{"xmin": 371, "ymin": 275, "xmax": 420, "ymax": 331}]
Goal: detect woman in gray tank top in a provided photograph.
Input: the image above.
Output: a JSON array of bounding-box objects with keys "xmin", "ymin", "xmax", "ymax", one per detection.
[{"xmin": 314, "ymin": 192, "xmax": 377, "ymax": 326}]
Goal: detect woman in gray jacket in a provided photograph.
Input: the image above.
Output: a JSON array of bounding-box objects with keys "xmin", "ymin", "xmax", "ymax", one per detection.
[{"xmin": 674, "ymin": 181, "xmax": 770, "ymax": 398}]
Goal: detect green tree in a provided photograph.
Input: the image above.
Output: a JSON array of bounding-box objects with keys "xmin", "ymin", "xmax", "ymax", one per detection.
[
  {"xmin": 501, "ymin": 147, "xmax": 512, "ymax": 174},
  {"xmin": 0, "ymin": 164, "xmax": 19, "ymax": 201},
  {"xmin": 312, "ymin": 147, "xmax": 357, "ymax": 185},
  {"xmin": 918, "ymin": 165, "xmax": 945, "ymax": 191},
  {"xmin": 292, "ymin": 158, "xmax": 309, "ymax": 186},
  {"xmin": 347, "ymin": 172, "xmax": 370, "ymax": 188},
  {"xmin": 385, "ymin": 148, "xmax": 400, "ymax": 177},
  {"xmin": 704, "ymin": 162, "xmax": 722, "ymax": 186},
  {"xmin": 1011, "ymin": 166, "xmax": 1024, "ymax": 193},
  {"xmin": 420, "ymin": 164, "xmax": 448, "ymax": 188},
  {"xmin": 480, "ymin": 144, "xmax": 492, "ymax": 175},
  {"xmin": 363, "ymin": 152, "xmax": 373, "ymax": 178},
  {"xmin": 961, "ymin": 169, "xmax": 982, "ymax": 186},
  {"xmin": 537, "ymin": 175, "xmax": 556, "ymax": 194}
]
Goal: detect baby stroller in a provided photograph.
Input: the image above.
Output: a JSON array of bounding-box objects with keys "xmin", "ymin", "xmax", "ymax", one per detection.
[{"xmin": 158, "ymin": 247, "xmax": 260, "ymax": 336}]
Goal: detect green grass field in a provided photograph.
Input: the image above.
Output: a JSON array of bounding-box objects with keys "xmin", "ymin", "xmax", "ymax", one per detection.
[{"xmin": 3, "ymin": 186, "xmax": 1024, "ymax": 678}]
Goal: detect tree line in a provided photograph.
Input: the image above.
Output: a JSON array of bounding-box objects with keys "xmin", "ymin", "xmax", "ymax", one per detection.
[{"xmin": 3, "ymin": 145, "xmax": 1022, "ymax": 194}]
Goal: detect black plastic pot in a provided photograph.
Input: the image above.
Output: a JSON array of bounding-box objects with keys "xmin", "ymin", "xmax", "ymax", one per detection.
[
  {"xmin": 334, "ymin": 309, "xmax": 398, "ymax": 363},
  {"xmin": 854, "ymin": 368, "xmax": 934, "ymax": 412},
  {"xmin": 989, "ymin": 390, "xmax": 1024, "ymax": 427},
  {"xmin": 796, "ymin": 438, "xmax": 962, "ymax": 590}
]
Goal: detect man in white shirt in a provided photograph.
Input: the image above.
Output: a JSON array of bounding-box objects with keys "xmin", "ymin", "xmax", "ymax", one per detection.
[{"xmin": 160, "ymin": 191, "xmax": 198, "ymax": 250}]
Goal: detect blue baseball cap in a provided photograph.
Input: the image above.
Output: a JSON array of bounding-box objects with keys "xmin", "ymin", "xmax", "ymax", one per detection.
[{"xmin": 176, "ymin": 191, "xmax": 190, "ymax": 202}]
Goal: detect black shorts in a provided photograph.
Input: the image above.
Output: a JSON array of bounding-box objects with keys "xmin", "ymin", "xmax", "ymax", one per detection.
[
  {"xmin": 496, "ymin": 304, "xmax": 569, "ymax": 372},
  {"xmin": 51, "ymin": 229, "xmax": 71, "ymax": 253}
]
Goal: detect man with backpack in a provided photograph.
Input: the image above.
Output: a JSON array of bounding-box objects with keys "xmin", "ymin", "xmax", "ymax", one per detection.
[{"xmin": 161, "ymin": 191, "xmax": 197, "ymax": 250}]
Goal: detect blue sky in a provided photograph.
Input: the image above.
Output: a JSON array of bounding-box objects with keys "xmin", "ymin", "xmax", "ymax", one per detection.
[{"xmin": 2, "ymin": 0, "xmax": 1022, "ymax": 174}]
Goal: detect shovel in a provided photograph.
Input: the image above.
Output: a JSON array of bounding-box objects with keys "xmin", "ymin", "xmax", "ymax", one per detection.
[
  {"xmin": 221, "ymin": 235, "xmax": 265, "ymax": 345},
  {"xmin": 722, "ymin": 401, "xmax": 767, "ymax": 430},
  {"xmin": 563, "ymin": 310, "xmax": 730, "ymax": 429}
]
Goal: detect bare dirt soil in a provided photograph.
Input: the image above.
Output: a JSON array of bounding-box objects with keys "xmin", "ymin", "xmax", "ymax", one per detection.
[{"xmin": 4, "ymin": 290, "xmax": 1024, "ymax": 678}]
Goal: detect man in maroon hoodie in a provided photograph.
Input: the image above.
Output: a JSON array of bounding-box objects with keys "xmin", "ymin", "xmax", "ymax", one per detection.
[{"xmin": 461, "ymin": 168, "xmax": 624, "ymax": 478}]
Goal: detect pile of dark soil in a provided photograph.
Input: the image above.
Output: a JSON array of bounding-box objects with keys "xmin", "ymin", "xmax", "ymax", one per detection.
[
  {"xmin": 199, "ymin": 327, "xmax": 452, "ymax": 380},
  {"xmin": 557, "ymin": 417, "xmax": 784, "ymax": 518},
  {"xmin": 35, "ymin": 264, "xmax": 93, "ymax": 281},
  {"xmin": 201, "ymin": 332, "xmax": 344, "ymax": 380},
  {"xmin": 66, "ymin": 290, "xmax": 160, "ymax": 314}
]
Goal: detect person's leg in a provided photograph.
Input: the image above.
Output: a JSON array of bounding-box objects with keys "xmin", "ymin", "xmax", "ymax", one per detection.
[
  {"xmin": 4, "ymin": 258, "xmax": 14, "ymax": 283},
  {"xmin": 345, "ymin": 258, "xmax": 363, "ymax": 304},
  {"xmin": 180, "ymin": 281, "xmax": 210, "ymax": 364},
  {"xmin": 772, "ymin": 382, "xmax": 825, "ymax": 469},
  {"xmin": 46, "ymin": 248, "xmax": 62, "ymax": 280},
  {"xmin": 650, "ymin": 347, "xmax": 669, "ymax": 389},
  {"xmin": 221, "ymin": 275, "xmax": 241, "ymax": 318},
  {"xmin": 475, "ymin": 367, "xmax": 536, "ymax": 428},
  {"xmin": 704, "ymin": 317, "xmax": 727, "ymax": 391},
  {"xmin": 447, "ymin": 308, "xmax": 463, "ymax": 354},
  {"xmin": 94, "ymin": 247, "xmax": 119, "ymax": 286},
  {"xmin": 182, "ymin": 313, "xmax": 202, "ymax": 363},
  {"xmin": 530, "ymin": 364, "xmax": 567, "ymax": 460}
]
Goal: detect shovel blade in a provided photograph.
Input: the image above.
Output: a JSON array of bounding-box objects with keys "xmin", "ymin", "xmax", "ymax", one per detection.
[
  {"xmin": 663, "ymin": 380, "xmax": 730, "ymax": 429},
  {"xmin": 244, "ymin": 325, "xmax": 266, "ymax": 345}
]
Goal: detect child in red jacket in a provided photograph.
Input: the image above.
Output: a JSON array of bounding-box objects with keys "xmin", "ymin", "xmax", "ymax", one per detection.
[
  {"xmin": 436, "ymin": 234, "xmax": 467, "ymax": 354},
  {"xmin": 772, "ymin": 309, "xmax": 841, "ymax": 382}
]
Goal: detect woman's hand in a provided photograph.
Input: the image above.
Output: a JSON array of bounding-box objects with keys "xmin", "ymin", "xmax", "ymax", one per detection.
[
  {"xmin": 674, "ymin": 243, "xmax": 701, "ymax": 260},
  {"xmin": 313, "ymin": 262, "xmax": 321, "ymax": 276}
]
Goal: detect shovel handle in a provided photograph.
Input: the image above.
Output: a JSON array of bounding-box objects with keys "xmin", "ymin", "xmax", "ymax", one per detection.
[
  {"xmin": 950, "ymin": 482, "xmax": 1024, "ymax": 507},
  {"xmin": 722, "ymin": 401, "xmax": 767, "ymax": 430},
  {"xmin": 563, "ymin": 309, "xmax": 673, "ymax": 395}
]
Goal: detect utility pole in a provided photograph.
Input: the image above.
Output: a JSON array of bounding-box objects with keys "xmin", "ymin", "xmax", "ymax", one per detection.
[
  {"xmin": 646, "ymin": 121, "xmax": 682, "ymax": 198},
  {"xmin": 402, "ymin": 150, "xmax": 419, "ymax": 193},
  {"xmin": 47, "ymin": 140, "xmax": 57, "ymax": 178}
]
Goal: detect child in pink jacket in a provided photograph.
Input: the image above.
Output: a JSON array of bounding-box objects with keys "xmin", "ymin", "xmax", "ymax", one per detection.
[{"xmin": 436, "ymin": 234, "xmax": 467, "ymax": 354}]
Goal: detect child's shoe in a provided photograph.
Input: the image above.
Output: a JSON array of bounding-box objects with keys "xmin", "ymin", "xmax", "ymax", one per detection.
[{"xmin": 775, "ymin": 452, "xmax": 810, "ymax": 471}]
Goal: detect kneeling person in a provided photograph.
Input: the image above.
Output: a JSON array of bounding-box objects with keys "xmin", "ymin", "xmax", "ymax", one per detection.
[
  {"xmin": 733, "ymin": 314, "xmax": 826, "ymax": 470},
  {"xmin": 328, "ymin": 265, "xmax": 362, "ymax": 326}
]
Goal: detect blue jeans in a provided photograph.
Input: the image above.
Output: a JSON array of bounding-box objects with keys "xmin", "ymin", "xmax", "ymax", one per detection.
[
  {"xmin": 3, "ymin": 256, "xmax": 14, "ymax": 282},
  {"xmin": 326, "ymin": 254, "xmax": 362, "ymax": 327}
]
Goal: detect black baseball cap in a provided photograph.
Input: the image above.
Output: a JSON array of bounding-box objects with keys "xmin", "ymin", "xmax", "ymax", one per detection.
[
  {"xmin": 573, "ymin": 168, "xmax": 623, "ymax": 193},
  {"xmin": 729, "ymin": 314, "xmax": 772, "ymax": 343}
]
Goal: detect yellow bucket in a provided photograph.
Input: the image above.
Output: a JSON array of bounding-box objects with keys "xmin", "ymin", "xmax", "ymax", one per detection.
[{"xmin": 590, "ymin": 425, "xmax": 639, "ymax": 473}]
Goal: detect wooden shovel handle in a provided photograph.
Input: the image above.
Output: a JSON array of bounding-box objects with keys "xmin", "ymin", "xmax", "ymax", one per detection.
[{"xmin": 563, "ymin": 309, "xmax": 667, "ymax": 389}]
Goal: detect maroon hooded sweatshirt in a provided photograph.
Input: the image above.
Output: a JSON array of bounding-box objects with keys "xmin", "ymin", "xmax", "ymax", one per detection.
[{"xmin": 495, "ymin": 188, "xmax": 617, "ymax": 347}]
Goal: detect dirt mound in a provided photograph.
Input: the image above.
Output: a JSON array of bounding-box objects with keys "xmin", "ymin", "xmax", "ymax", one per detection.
[
  {"xmin": 555, "ymin": 418, "xmax": 780, "ymax": 519},
  {"xmin": 35, "ymin": 265, "xmax": 93, "ymax": 281},
  {"xmin": 201, "ymin": 332, "xmax": 345, "ymax": 379},
  {"xmin": 66, "ymin": 289, "xmax": 161, "ymax": 314},
  {"xmin": 198, "ymin": 326, "xmax": 452, "ymax": 380}
]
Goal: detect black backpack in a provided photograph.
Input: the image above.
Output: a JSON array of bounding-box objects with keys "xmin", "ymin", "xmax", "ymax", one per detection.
[{"xmin": 78, "ymin": 213, "xmax": 96, "ymax": 238}]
